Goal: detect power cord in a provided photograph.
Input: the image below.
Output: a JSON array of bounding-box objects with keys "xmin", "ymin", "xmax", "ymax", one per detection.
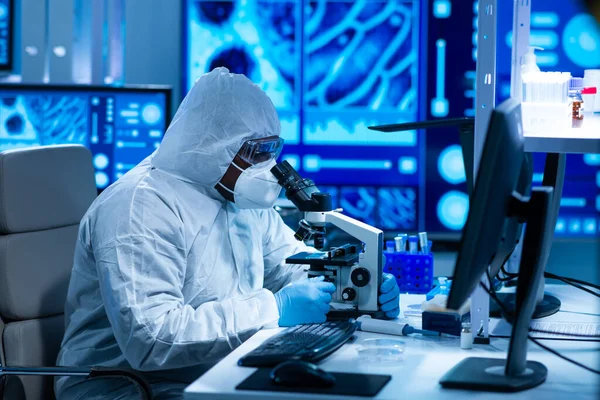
[
  {"xmin": 497, "ymin": 267, "xmax": 600, "ymax": 299},
  {"xmin": 544, "ymin": 272, "xmax": 600, "ymax": 292},
  {"xmin": 494, "ymin": 244, "xmax": 520, "ymax": 282},
  {"xmin": 543, "ymin": 274, "xmax": 600, "ymax": 299},
  {"xmin": 499, "ymin": 264, "xmax": 518, "ymax": 281},
  {"xmin": 526, "ymin": 336, "xmax": 600, "ymax": 375},
  {"xmin": 527, "ymin": 328, "xmax": 600, "ymax": 339},
  {"xmin": 482, "ymin": 271, "xmax": 600, "ymax": 375},
  {"xmin": 485, "ymin": 271, "xmax": 600, "ymax": 339}
]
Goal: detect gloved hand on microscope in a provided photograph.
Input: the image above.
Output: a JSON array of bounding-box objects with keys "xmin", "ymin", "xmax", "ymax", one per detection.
[
  {"xmin": 379, "ymin": 272, "xmax": 401, "ymax": 319},
  {"xmin": 275, "ymin": 272, "xmax": 400, "ymax": 326}
]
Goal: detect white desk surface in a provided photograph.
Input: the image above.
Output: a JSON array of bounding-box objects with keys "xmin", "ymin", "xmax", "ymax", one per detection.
[
  {"xmin": 524, "ymin": 113, "xmax": 600, "ymax": 154},
  {"xmin": 185, "ymin": 284, "xmax": 600, "ymax": 400}
]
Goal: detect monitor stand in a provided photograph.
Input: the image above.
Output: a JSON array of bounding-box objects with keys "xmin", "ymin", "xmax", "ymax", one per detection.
[
  {"xmin": 490, "ymin": 153, "xmax": 565, "ymax": 321},
  {"xmin": 440, "ymin": 187, "xmax": 552, "ymax": 392},
  {"xmin": 490, "ymin": 292, "xmax": 561, "ymax": 319}
]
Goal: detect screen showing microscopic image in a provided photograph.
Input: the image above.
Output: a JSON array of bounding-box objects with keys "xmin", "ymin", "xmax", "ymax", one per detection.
[{"xmin": 0, "ymin": 86, "xmax": 170, "ymax": 190}]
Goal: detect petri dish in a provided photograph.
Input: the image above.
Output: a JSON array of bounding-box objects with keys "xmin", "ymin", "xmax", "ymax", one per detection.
[{"xmin": 357, "ymin": 338, "xmax": 406, "ymax": 364}]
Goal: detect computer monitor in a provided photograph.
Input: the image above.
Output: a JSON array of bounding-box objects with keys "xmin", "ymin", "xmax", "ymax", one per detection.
[
  {"xmin": 440, "ymin": 98, "xmax": 555, "ymax": 392},
  {"xmin": 0, "ymin": 0, "xmax": 13, "ymax": 70},
  {"xmin": 0, "ymin": 84, "xmax": 172, "ymax": 190}
]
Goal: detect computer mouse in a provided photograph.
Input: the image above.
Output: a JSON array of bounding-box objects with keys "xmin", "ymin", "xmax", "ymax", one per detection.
[{"xmin": 270, "ymin": 360, "xmax": 336, "ymax": 388}]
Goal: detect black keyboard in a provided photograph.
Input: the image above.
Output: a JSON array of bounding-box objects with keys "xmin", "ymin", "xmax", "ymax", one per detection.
[{"xmin": 238, "ymin": 321, "xmax": 357, "ymax": 367}]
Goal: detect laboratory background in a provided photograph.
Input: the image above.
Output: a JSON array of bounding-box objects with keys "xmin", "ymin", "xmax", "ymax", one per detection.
[
  {"xmin": 0, "ymin": 0, "xmax": 599, "ymax": 399},
  {"xmin": 1, "ymin": 0, "xmax": 597, "ymax": 280}
]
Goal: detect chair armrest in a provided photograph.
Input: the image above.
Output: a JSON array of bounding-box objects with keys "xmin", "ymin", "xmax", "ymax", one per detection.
[{"xmin": 0, "ymin": 366, "xmax": 152, "ymax": 399}]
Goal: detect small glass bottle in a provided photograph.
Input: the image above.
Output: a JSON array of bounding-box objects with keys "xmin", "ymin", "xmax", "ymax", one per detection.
[
  {"xmin": 460, "ymin": 322, "xmax": 473, "ymax": 349},
  {"xmin": 569, "ymin": 78, "xmax": 584, "ymax": 127}
]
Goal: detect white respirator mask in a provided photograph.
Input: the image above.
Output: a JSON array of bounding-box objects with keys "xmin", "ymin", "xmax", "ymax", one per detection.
[{"xmin": 218, "ymin": 160, "xmax": 282, "ymax": 209}]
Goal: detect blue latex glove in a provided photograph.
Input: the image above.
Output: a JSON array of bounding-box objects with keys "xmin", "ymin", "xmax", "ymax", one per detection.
[
  {"xmin": 379, "ymin": 273, "xmax": 400, "ymax": 319},
  {"xmin": 274, "ymin": 276, "xmax": 336, "ymax": 327}
]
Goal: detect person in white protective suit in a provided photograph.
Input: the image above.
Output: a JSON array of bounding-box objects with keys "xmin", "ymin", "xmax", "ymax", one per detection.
[{"xmin": 55, "ymin": 67, "xmax": 400, "ymax": 400}]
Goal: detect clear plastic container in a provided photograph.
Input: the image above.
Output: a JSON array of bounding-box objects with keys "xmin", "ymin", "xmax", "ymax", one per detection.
[
  {"xmin": 356, "ymin": 338, "xmax": 406, "ymax": 364},
  {"xmin": 582, "ymin": 87, "xmax": 597, "ymax": 115},
  {"xmin": 583, "ymin": 70, "xmax": 600, "ymax": 112}
]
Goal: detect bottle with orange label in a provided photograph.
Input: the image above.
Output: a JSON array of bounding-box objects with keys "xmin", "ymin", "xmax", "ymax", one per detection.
[{"xmin": 569, "ymin": 77, "xmax": 584, "ymax": 127}]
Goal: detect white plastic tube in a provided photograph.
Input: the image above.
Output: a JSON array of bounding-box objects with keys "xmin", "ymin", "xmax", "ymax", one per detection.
[{"xmin": 356, "ymin": 315, "xmax": 405, "ymax": 336}]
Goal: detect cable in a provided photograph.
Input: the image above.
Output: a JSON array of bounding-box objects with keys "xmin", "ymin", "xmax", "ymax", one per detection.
[
  {"xmin": 498, "ymin": 262, "xmax": 600, "ymax": 294},
  {"xmin": 496, "ymin": 273, "xmax": 516, "ymax": 283},
  {"xmin": 528, "ymin": 328, "xmax": 600, "ymax": 339},
  {"xmin": 545, "ymin": 272, "xmax": 600, "ymax": 291},
  {"xmin": 543, "ymin": 274, "xmax": 600, "ymax": 299},
  {"xmin": 480, "ymin": 275, "xmax": 600, "ymax": 375},
  {"xmin": 528, "ymin": 336, "xmax": 600, "ymax": 375},
  {"xmin": 490, "ymin": 334, "xmax": 600, "ymax": 342},
  {"xmin": 494, "ymin": 245, "xmax": 520, "ymax": 282},
  {"xmin": 483, "ymin": 271, "xmax": 600, "ymax": 339},
  {"xmin": 499, "ymin": 264, "xmax": 518, "ymax": 281},
  {"xmin": 497, "ymin": 268, "xmax": 600, "ymax": 299}
]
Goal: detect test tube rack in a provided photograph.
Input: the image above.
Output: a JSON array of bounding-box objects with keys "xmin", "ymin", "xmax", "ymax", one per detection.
[{"xmin": 384, "ymin": 247, "xmax": 434, "ymax": 295}]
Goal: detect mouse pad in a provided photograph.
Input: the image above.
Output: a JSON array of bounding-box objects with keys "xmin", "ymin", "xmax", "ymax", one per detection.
[{"xmin": 236, "ymin": 368, "xmax": 391, "ymax": 397}]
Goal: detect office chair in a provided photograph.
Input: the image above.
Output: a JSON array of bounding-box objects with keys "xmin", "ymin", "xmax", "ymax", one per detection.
[{"xmin": 0, "ymin": 145, "xmax": 151, "ymax": 400}]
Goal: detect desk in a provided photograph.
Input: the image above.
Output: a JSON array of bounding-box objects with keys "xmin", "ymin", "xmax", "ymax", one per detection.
[
  {"xmin": 524, "ymin": 113, "xmax": 600, "ymax": 154},
  {"xmin": 185, "ymin": 284, "xmax": 600, "ymax": 400}
]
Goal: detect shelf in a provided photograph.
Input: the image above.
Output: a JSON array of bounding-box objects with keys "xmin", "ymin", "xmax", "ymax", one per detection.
[{"xmin": 524, "ymin": 113, "xmax": 600, "ymax": 154}]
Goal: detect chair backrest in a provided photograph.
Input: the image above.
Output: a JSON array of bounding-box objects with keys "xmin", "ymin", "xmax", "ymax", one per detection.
[{"xmin": 0, "ymin": 145, "xmax": 97, "ymax": 400}]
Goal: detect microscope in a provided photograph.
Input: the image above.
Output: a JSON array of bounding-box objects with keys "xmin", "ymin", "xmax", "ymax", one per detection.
[{"xmin": 271, "ymin": 161, "xmax": 385, "ymax": 319}]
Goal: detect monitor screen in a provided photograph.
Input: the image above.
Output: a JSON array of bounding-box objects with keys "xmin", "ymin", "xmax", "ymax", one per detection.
[
  {"xmin": 0, "ymin": 0, "xmax": 13, "ymax": 69},
  {"xmin": 496, "ymin": 0, "xmax": 600, "ymax": 238},
  {"xmin": 0, "ymin": 85, "xmax": 171, "ymax": 190},
  {"xmin": 185, "ymin": 0, "xmax": 471, "ymax": 238}
]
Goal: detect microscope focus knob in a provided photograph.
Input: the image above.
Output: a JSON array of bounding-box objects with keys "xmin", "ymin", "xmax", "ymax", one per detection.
[
  {"xmin": 351, "ymin": 268, "xmax": 371, "ymax": 288},
  {"xmin": 342, "ymin": 288, "xmax": 356, "ymax": 301}
]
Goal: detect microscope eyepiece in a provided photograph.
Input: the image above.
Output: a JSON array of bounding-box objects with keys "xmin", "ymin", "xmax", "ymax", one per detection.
[
  {"xmin": 271, "ymin": 161, "xmax": 302, "ymax": 185},
  {"xmin": 271, "ymin": 161, "xmax": 333, "ymax": 212}
]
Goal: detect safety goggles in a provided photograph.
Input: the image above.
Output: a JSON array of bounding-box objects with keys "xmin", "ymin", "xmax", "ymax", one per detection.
[{"xmin": 237, "ymin": 136, "xmax": 284, "ymax": 165}]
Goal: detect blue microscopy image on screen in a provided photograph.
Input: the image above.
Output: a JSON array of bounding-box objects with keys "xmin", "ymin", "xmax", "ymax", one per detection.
[
  {"xmin": 339, "ymin": 186, "xmax": 377, "ymax": 226},
  {"xmin": 188, "ymin": 0, "xmax": 297, "ymax": 110},
  {"xmin": 303, "ymin": 110, "xmax": 417, "ymax": 146},
  {"xmin": 303, "ymin": 0, "xmax": 418, "ymax": 146},
  {"xmin": 305, "ymin": 0, "xmax": 416, "ymax": 110},
  {"xmin": 377, "ymin": 187, "xmax": 417, "ymax": 230},
  {"xmin": 1, "ymin": 88, "xmax": 169, "ymax": 190},
  {"xmin": 0, "ymin": 95, "xmax": 88, "ymax": 150}
]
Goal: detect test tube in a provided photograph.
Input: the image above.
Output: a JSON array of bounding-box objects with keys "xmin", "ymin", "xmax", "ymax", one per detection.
[
  {"xmin": 428, "ymin": 240, "xmax": 433, "ymax": 253},
  {"xmin": 386, "ymin": 241, "xmax": 395, "ymax": 253},
  {"xmin": 396, "ymin": 233, "xmax": 408, "ymax": 252},
  {"xmin": 394, "ymin": 236, "xmax": 405, "ymax": 252},
  {"xmin": 418, "ymin": 232, "xmax": 429, "ymax": 254},
  {"xmin": 408, "ymin": 236, "xmax": 418, "ymax": 254}
]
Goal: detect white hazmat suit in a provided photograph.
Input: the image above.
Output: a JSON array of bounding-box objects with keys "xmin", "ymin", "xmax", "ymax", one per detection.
[{"xmin": 56, "ymin": 68, "xmax": 312, "ymax": 399}]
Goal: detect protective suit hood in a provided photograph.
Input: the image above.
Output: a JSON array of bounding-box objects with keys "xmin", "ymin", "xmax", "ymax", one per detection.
[{"xmin": 152, "ymin": 67, "xmax": 281, "ymax": 187}]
